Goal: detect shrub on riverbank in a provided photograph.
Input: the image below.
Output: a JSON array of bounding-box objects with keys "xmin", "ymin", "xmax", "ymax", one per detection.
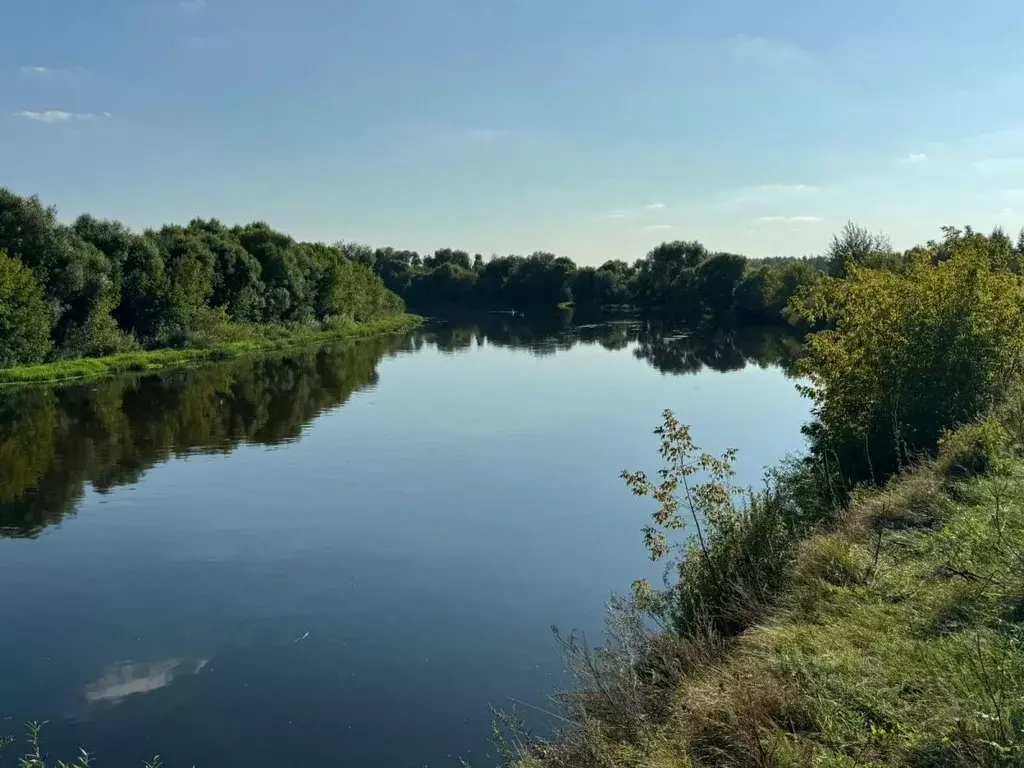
[
  {"xmin": 619, "ymin": 413, "xmax": 837, "ymax": 644},
  {"xmin": 794, "ymin": 229, "xmax": 1024, "ymax": 488}
]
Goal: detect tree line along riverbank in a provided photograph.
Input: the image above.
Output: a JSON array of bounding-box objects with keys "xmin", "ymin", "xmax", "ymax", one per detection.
[{"xmin": 0, "ymin": 188, "xmax": 417, "ymax": 382}]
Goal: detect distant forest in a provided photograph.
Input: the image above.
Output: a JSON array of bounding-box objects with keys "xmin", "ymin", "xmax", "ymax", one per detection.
[
  {"xmin": 353, "ymin": 222, "xmax": 1024, "ymax": 324},
  {"xmin": 5, "ymin": 186, "xmax": 1023, "ymax": 370},
  {"xmin": 352, "ymin": 241, "xmax": 829, "ymax": 324}
]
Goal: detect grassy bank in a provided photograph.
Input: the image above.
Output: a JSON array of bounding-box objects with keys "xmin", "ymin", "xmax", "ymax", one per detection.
[
  {"xmin": 509, "ymin": 411, "xmax": 1024, "ymax": 767},
  {"xmin": 0, "ymin": 314, "xmax": 421, "ymax": 386}
]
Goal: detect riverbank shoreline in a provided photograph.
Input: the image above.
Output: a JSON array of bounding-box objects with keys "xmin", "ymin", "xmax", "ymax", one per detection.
[
  {"xmin": 511, "ymin": 408, "xmax": 1024, "ymax": 767},
  {"xmin": 0, "ymin": 314, "xmax": 422, "ymax": 386}
]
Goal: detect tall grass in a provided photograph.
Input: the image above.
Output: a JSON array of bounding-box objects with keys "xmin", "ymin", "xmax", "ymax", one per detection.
[{"xmin": 0, "ymin": 722, "xmax": 162, "ymax": 768}]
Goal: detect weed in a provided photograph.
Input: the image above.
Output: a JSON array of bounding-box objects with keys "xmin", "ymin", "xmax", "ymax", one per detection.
[{"xmin": 0, "ymin": 722, "xmax": 162, "ymax": 768}]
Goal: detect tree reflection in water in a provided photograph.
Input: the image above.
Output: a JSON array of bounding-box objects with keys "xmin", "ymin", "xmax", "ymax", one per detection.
[{"xmin": 0, "ymin": 316, "xmax": 799, "ymax": 538}]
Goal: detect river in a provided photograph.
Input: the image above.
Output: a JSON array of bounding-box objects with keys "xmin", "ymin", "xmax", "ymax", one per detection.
[{"xmin": 0, "ymin": 315, "xmax": 811, "ymax": 767}]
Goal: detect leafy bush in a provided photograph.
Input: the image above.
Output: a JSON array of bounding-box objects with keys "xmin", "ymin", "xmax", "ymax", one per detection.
[
  {"xmin": 794, "ymin": 233, "xmax": 1024, "ymax": 486},
  {"xmin": 60, "ymin": 294, "xmax": 139, "ymax": 359},
  {"xmin": 621, "ymin": 411, "xmax": 832, "ymax": 641},
  {"xmin": 936, "ymin": 418, "xmax": 1009, "ymax": 479},
  {"xmin": 183, "ymin": 306, "xmax": 255, "ymax": 348}
]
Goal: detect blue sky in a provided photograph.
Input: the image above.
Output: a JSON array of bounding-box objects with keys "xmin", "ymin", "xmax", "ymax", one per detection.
[{"xmin": 3, "ymin": 0, "xmax": 1024, "ymax": 264}]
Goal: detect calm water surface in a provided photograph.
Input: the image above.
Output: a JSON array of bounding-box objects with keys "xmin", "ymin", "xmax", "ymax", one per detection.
[{"xmin": 0, "ymin": 316, "xmax": 810, "ymax": 767}]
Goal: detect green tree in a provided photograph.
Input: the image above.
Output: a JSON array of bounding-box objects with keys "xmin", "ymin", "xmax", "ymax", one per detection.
[
  {"xmin": 187, "ymin": 219, "xmax": 265, "ymax": 323},
  {"xmin": 148, "ymin": 226, "xmax": 217, "ymax": 342},
  {"xmin": 631, "ymin": 240, "xmax": 709, "ymax": 313},
  {"xmin": 409, "ymin": 262, "xmax": 477, "ymax": 306},
  {"xmin": 695, "ymin": 252, "xmax": 746, "ymax": 319},
  {"xmin": 425, "ymin": 248, "xmax": 472, "ymax": 270},
  {"xmin": 733, "ymin": 259, "xmax": 823, "ymax": 326},
  {"xmin": 233, "ymin": 223, "xmax": 310, "ymax": 323},
  {"xmin": 368, "ymin": 246, "xmax": 417, "ymax": 297},
  {"xmin": 73, "ymin": 214, "xmax": 168, "ymax": 340},
  {"xmin": 60, "ymin": 292, "xmax": 138, "ymax": 358},
  {"xmin": 474, "ymin": 256, "xmax": 518, "ymax": 307},
  {"xmin": 0, "ymin": 250, "xmax": 53, "ymax": 366},
  {"xmin": 570, "ymin": 266, "xmax": 608, "ymax": 308},
  {"xmin": 928, "ymin": 225, "xmax": 1016, "ymax": 272},
  {"xmin": 734, "ymin": 267, "xmax": 770, "ymax": 322},
  {"xmin": 507, "ymin": 252, "xmax": 573, "ymax": 307},
  {"xmin": 0, "ymin": 190, "xmax": 120, "ymax": 346},
  {"xmin": 826, "ymin": 221, "xmax": 897, "ymax": 277}
]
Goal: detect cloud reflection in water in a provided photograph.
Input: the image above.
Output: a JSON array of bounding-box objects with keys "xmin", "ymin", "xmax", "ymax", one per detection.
[{"xmin": 84, "ymin": 659, "xmax": 207, "ymax": 704}]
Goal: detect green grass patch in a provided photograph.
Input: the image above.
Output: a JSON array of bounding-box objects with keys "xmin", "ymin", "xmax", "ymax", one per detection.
[
  {"xmin": 0, "ymin": 314, "xmax": 421, "ymax": 386},
  {"xmin": 667, "ymin": 465, "xmax": 1024, "ymax": 767}
]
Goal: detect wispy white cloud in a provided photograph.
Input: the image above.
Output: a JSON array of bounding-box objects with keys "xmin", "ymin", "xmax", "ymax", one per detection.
[
  {"xmin": 726, "ymin": 34, "xmax": 810, "ymax": 67},
  {"xmin": 972, "ymin": 157, "xmax": 1024, "ymax": 174},
  {"xmin": 755, "ymin": 215, "xmax": 822, "ymax": 224},
  {"xmin": 644, "ymin": 223, "xmax": 674, "ymax": 231},
  {"xmin": 16, "ymin": 110, "xmax": 75, "ymax": 122},
  {"xmin": 905, "ymin": 153, "xmax": 928, "ymax": 164},
  {"xmin": 723, "ymin": 183, "xmax": 818, "ymax": 207},
  {"xmin": 602, "ymin": 202, "xmax": 667, "ymax": 220},
  {"xmin": 752, "ymin": 183, "xmax": 817, "ymax": 195},
  {"xmin": 18, "ymin": 65, "xmax": 89, "ymax": 77},
  {"xmin": 15, "ymin": 110, "xmax": 108, "ymax": 122}
]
